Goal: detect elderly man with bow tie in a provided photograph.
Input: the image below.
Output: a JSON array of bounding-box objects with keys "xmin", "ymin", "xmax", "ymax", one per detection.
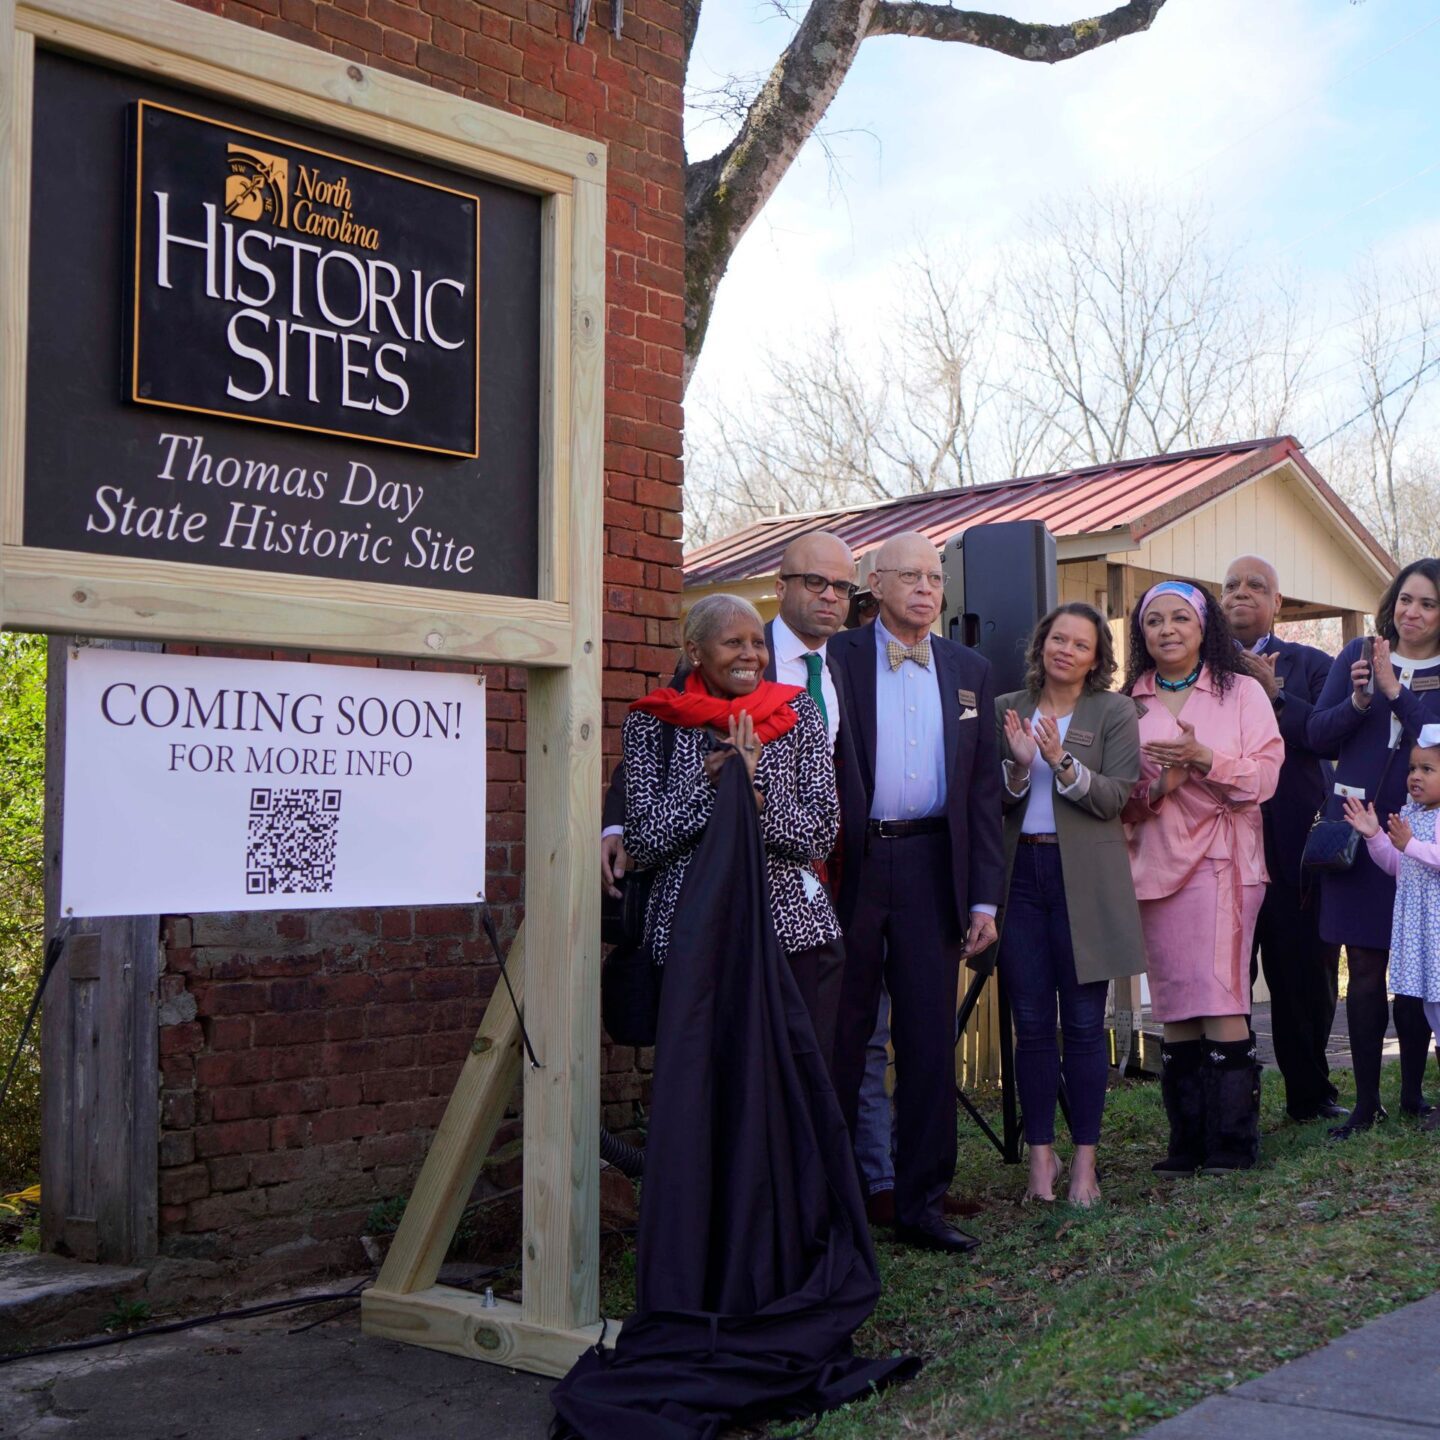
[{"xmin": 827, "ymin": 531, "xmax": 1005, "ymax": 1253}]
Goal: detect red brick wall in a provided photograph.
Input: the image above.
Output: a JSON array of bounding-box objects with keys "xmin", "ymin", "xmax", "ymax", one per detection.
[{"xmin": 154, "ymin": 0, "xmax": 684, "ymax": 1278}]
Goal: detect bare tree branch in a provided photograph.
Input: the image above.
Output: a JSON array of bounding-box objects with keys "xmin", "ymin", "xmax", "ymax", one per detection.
[
  {"xmin": 867, "ymin": 1, "xmax": 1165, "ymax": 55},
  {"xmin": 683, "ymin": 0, "xmax": 1171, "ymax": 389}
]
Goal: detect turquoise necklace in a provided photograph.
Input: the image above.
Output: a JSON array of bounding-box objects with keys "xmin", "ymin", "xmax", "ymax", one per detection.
[{"xmin": 1156, "ymin": 664, "xmax": 1202, "ymax": 692}]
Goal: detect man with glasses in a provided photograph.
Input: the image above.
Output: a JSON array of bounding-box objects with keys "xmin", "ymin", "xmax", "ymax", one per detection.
[
  {"xmin": 600, "ymin": 530, "xmax": 858, "ymax": 1064},
  {"xmin": 828, "ymin": 531, "xmax": 1004, "ymax": 1253}
]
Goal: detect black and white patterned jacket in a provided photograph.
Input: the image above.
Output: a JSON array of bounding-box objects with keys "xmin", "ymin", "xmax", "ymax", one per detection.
[{"xmin": 620, "ymin": 694, "xmax": 841, "ymax": 962}]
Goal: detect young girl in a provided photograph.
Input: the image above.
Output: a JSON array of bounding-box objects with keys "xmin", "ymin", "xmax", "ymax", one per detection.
[{"xmin": 1345, "ymin": 723, "xmax": 1440, "ymax": 1129}]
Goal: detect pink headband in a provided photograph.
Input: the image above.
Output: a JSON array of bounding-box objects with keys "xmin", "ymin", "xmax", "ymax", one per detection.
[{"xmin": 1141, "ymin": 580, "xmax": 1207, "ymax": 628}]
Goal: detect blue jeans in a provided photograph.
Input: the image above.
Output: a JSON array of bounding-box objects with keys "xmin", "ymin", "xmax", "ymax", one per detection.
[{"xmin": 999, "ymin": 843, "xmax": 1110, "ymax": 1147}]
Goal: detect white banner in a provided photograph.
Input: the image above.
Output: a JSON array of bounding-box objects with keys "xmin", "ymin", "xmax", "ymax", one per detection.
[{"xmin": 60, "ymin": 648, "xmax": 486, "ymax": 917}]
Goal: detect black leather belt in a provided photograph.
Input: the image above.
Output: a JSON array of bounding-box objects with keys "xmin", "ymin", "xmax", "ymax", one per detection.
[
  {"xmin": 1019, "ymin": 832, "xmax": 1059, "ymax": 845},
  {"xmin": 866, "ymin": 817, "xmax": 947, "ymax": 839}
]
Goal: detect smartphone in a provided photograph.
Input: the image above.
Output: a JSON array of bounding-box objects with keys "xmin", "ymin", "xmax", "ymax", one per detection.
[{"xmin": 1361, "ymin": 635, "xmax": 1376, "ymax": 695}]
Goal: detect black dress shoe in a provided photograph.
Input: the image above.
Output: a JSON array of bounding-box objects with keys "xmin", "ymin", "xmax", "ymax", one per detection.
[
  {"xmin": 894, "ymin": 1220, "xmax": 981, "ymax": 1254},
  {"xmin": 1327, "ymin": 1106, "xmax": 1386, "ymax": 1142},
  {"xmin": 1401, "ymin": 1099, "xmax": 1436, "ymax": 1119},
  {"xmin": 1290, "ymin": 1101, "xmax": 1350, "ymax": 1122}
]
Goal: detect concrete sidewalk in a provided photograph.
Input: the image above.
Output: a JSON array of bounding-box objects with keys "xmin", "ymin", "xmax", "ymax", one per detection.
[
  {"xmin": 1143, "ymin": 1291, "xmax": 1440, "ymax": 1438},
  {"xmin": 0, "ymin": 1301, "xmax": 557, "ymax": 1439}
]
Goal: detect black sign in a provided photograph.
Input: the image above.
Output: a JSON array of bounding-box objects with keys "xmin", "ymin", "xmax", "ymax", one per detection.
[
  {"xmin": 131, "ymin": 103, "xmax": 480, "ymax": 457},
  {"xmin": 25, "ymin": 51, "xmax": 541, "ymax": 599}
]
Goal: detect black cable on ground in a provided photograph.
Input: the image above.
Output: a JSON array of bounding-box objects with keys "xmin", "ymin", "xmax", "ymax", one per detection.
[
  {"xmin": 287, "ymin": 1300, "xmax": 361, "ymax": 1334},
  {"xmin": 0, "ymin": 1280, "xmax": 369, "ymax": 1366},
  {"xmin": 0, "ymin": 924, "xmax": 69, "ymax": 1113}
]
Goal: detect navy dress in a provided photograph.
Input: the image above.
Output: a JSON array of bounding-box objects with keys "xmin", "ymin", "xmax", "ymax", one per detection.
[{"xmin": 1306, "ymin": 638, "xmax": 1440, "ymax": 951}]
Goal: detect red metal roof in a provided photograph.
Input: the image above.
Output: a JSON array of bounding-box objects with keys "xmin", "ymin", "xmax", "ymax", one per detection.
[{"xmin": 684, "ymin": 436, "xmax": 1394, "ymax": 587}]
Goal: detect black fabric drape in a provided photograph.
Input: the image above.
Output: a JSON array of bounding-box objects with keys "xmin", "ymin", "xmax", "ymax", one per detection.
[{"xmin": 551, "ymin": 756, "xmax": 917, "ymax": 1440}]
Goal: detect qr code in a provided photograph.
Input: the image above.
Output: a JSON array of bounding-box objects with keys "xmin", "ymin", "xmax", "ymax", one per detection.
[{"xmin": 245, "ymin": 788, "xmax": 341, "ymax": 895}]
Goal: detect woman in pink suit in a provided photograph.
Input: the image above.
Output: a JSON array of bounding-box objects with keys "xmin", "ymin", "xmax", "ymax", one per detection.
[{"xmin": 1123, "ymin": 580, "xmax": 1284, "ymax": 1176}]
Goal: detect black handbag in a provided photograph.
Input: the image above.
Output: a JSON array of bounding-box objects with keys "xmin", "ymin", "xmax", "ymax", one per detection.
[
  {"xmin": 1299, "ymin": 816, "xmax": 1360, "ymax": 873},
  {"xmin": 599, "ymin": 720, "xmax": 676, "ymax": 1045},
  {"xmin": 601, "ymin": 933, "xmax": 662, "ymax": 1047},
  {"xmin": 1301, "ymin": 745, "xmax": 1399, "ymax": 875}
]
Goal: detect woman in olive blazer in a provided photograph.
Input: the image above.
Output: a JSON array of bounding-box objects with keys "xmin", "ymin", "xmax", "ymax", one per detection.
[{"xmin": 994, "ymin": 602, "xmax": 1146, "ymax": 1206}]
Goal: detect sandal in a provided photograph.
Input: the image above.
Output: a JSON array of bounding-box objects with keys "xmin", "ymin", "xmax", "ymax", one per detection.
[{"xmin": 1023, "ymin": 1151, "xmax": 1065, "ymax": 1204}]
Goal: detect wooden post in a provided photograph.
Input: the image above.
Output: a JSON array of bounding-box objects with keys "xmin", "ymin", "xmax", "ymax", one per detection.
[
  {"xmin": 39, "ymin": 637, "xmax": 160, "ymax": 1263},
  {"xmin": 362, "ymin": 138, "xmax": 607, "ymax": 1379},
  {"xmin": 1342, "ymin": 611, "xmax": 1366, "ymax": 644}
]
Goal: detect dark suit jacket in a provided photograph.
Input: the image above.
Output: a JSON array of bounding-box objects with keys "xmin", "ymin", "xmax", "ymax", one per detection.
[
  {"xmin": 602, "ymin": 619, "xmax": 848, "ymax": 829},
  {"xmin": 827, "ymin": 624, "xmax": 1005, "ymax": 954},
  {"xmin": 1260, "ymin": 634, "xmax": 1333, "ymax": 888}
]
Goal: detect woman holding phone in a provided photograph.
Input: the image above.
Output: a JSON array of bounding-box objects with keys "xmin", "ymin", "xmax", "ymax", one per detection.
[{"xmin": 1307, "ymin": 558, "xmax": 1440, "ymax": 1139}]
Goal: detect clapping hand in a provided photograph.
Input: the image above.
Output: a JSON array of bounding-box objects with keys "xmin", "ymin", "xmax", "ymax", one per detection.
[
  {"xmin": 1343, "ymin": 796, "xmax": 1380, "ymax": 838},
  {"xmin": 1148, "ymin": 760, "xmax": 1189, "ymax": 803},
  {"xmin": 1033, "ymin": 713, "xmax": 1066, "ymax": 767},
  {"xmin": 703, "ymin": 712, "xmax": 761, "ymax": 785},
  {"xmin": 1238, "ymin": 650, "xmax": 1280, "ymax": 701},
  {"xmin": 1143, "ymin": 719, "xmax": 1212, "ymax": 774},
  {"xmin": 1003, "ymin": 709, "xmax": 1037, "ymax": 766},
  {"xmin": 1372, "ymin": 636, "xmax": 1400, "ymax": 700},
  {"xmin": 1387, "ymin": 812, "xmax": 1414, "ymax": 850}
]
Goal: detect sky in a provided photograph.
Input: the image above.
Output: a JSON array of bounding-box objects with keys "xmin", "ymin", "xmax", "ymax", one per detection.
[{"xmin": 683, "ymin": 0, "xmax": 1440, "ymax": 441}]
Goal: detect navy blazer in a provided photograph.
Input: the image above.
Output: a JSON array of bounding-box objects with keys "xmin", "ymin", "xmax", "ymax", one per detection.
[
  {"xmin": 1260, "ymin": 634, "xmax": 1334, "ymax": 887},
  {"xmin": 1305, "ymin": 636, "xmax": 1440, "ymax": 950},
  {"xmin": 827, "ymin": 624, "xmax": 1005, "ymax": 953},
  {"xmin": 601, "ymin": 619, "xmax": 847, "ymax": 830}
]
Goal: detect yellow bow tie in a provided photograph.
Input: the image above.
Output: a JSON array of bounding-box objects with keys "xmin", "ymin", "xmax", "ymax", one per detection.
[{"xmin": 886, "ymin": 638, "xmax": 931, "ymax": 671}]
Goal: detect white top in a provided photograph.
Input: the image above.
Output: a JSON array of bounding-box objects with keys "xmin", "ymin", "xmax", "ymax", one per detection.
[
  {"xmin": 1003, "ymin": 709, "xmax": 1091, "ymax": 829},
  {"xmin": 770, "ymin": 613, "xmax": 840, "ymax": 753},
  {"xmin": 1390, "ymin": 652, "xmax": 1440, "ymax": 751},
  {"xmin": 1021, "ymin": 712, "xmax": 1071, "ymax": 834}
]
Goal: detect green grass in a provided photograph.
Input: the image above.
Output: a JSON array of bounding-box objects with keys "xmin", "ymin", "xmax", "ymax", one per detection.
[{"xmin": 599, "ymin": 1061, "xmax": 1440, "ymax": 1439}]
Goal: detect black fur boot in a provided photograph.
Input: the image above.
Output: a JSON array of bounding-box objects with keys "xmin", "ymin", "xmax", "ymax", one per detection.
[
  {"xmin": 1153, "ymin": 1039, "xmax": 1205, "ymax": 1176},
  {"xmin": 1201, "ymin": 1036, "xmax": 1262, "ymax": 1174}
]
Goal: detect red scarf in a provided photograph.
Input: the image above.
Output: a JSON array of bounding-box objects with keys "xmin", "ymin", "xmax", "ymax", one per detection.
[{"xmin": 630, "ymin": 669, "xmax": 803, "ymax": 742}]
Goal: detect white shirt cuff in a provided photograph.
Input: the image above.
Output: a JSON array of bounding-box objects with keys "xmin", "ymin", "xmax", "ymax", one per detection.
[
  {"xmin": 971, "ymin": 903, "xmax": 998, "ymax": 918},
  {"xmin": 1056, "ymin": 760, "xmax": 1091, "ymax": 798},
  {"xmin": 1003, "ymin": 761, "xmax": 1031, "ymax": 797},
  {"xmin": 601, "ymin": 825, "xmax": 623, "ymax": 839}
]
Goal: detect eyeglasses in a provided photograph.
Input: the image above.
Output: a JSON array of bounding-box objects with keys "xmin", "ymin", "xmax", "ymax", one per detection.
[
  {"xmin": 778, "ymin": 572, "xmax": 859, "ymax": 599},
  {"xmin": 875, "ymin": 568, "xmax": 944, "ymax": 589}
]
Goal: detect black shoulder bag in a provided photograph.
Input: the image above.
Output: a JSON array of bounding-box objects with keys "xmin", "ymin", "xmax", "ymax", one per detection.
[
  {"xmin": 1301, "ymin": 744, "xmax": 1398, "ymax": 875},
  {"xmin": 600, "ymin": 721, "xmax": 675, "ymax": 1046}
]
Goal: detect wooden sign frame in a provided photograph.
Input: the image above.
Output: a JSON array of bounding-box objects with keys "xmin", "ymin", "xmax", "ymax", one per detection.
[{"xmin": 3, "ymin": 0, "xmax": 609, "ymax": 1376}]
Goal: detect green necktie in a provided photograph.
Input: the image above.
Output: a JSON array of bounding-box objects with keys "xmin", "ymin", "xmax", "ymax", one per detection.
[{"xmin": 804, "ymin": 651, "xmax": 828, "ymax": 729}]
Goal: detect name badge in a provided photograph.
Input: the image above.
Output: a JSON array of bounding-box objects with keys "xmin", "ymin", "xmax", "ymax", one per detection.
[
  {"xmin": 1068, "ymin": 728, "xmax": 1095, "ymax": 747},
  {"xmin": 957, "ymin": 688, "xmax": 977, "ymax": 709},
  {"xmin": 1275, "ymin": 676, "xmax": 1285, "ymax": 689},
  {"xmin": 1413, "ymin": 675, "xmax": 1440, "ymax": 692},
  {"xmin": 1335, "ymin": 782, "xmax": 1366, "ymax": 800}
]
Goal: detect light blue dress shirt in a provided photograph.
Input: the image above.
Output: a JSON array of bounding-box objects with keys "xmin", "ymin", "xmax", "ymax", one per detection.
[{"xmin": 869, "ymin": 616, "xmax": 947, "ymax": 822}]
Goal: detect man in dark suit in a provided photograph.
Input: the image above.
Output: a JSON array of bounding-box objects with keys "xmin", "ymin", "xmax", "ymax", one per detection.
[
  {"xmin": 828, "ymin": 531, "xmax": 1005, "ymax": 1253},
  {"xmin": 1221, "ymin": 554, "xmax": 1346, "ymax": 1123},
  {"xmin": 600, "ymin": 531, "xmax": 857, "ymax": 1057}
]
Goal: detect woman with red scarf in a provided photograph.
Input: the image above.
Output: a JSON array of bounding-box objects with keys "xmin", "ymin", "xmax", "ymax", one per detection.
[{"xmin": 623, "ymin": 593, "xmax": 843, "ymax": 1062}]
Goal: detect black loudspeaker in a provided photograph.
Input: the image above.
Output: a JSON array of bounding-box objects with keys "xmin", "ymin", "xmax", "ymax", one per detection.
[{"xmin": 944, "ymin": 521, "xmax": 1057, "ymax": 696}]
